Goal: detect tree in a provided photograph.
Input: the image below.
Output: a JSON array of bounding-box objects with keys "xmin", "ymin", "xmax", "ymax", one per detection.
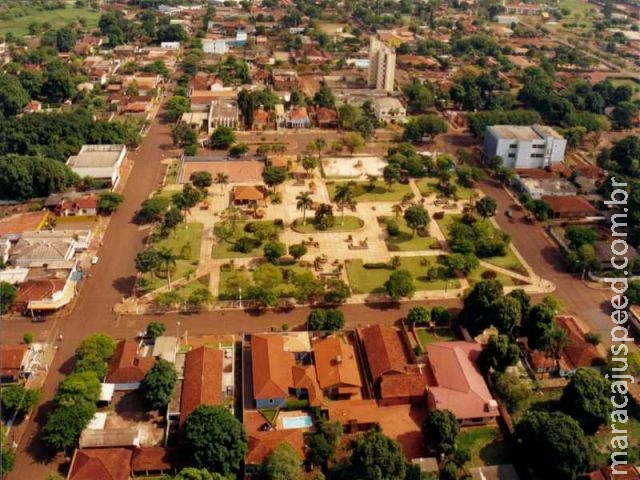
[
  {"xmin": 333, "ymin": 183, "xmax": 355, "ymax": 224},
  {"xmin": 0, "ymin": 73, "xmax": 29, "ymax": 116},
  {"xmin": 55, "ymin": 26, "xmax": 77, "ymax": 52},
  {"xmin": 296, "ymin": 191, "xmax": 314, "ymax": 226},
  {"xmin": 97, "ymin": 192, "xmax": 124, "ymax": 215},
  {"xmin": 313, "ymin": 86, "xmax": 335, "ymax": 108},
  {"xmin": 324, "ymin": 279, "xmax": 351, "ymax": 304},
  {"xmin": 515, "ymin": 411, "xmax": 592, "ymax": 479},
  {"xmin": 1, "ymin": 449, "xmax": 15, "ymax": 474},
  {"xmin": 478, "ymin": 335, "xmax": 520, "ymax": 373},
  {"xmin": 162, "ymin": 207, "xmax": 184, "ymax": 234},
  {"xmin": 560, "ymin": 368, "xmax": 611, "ymax": 434},
  {"xmin": 190, "ymin": 171, "xmax": 212, "ymax": 190},
  {"xmin": 188, "ymin": 288, "xmax": 214, "ymax": 310},
  {"xmin": 184, "ymin": 405, "xmax": 248, "ymax": 475},
  {"xmin": 309, "ymin": 137, "xmax": 327, "ymax": 161},
  {"xmin": 230, "ymin": 143, "xmax": 249, "ymax": 157},
  {"xmin": 75, "ymin": 353, "xmax": 109, "ymax": 380},
  {"xmin": 145, "ymin": 322, "xmax": 166, "ymax": 339},
  {"xmin": 383, "ymin": 164, "xmax": 401, "ymax": 191},
  {"xmin": 262, "ymin": 166, "xmax": 287, "ymax": 189},
  {"xmin": 140, "ymin": 359, "xmax": 178, "ymax": 410},
  {"xmin": 384, "ymin": 270, "xmax": 416, "ymax": 300},
  {"xmin": 44, "ymin": 401, "xmax": 96, "ymax": 452},
  {"xmin": 421, "ymin": 410, "xmax": 459, "ymax": 455},
  {"xmin": 407, "ymin": 306, "xmax": 431, "ymax": 326},
  {"xmin": 443, "ymin": 253, "xmax": 479, "ymax": 276},
  {"xmin": 249, "ymin": 286, "xmax": 279, "ymax": 309},
  {"xmin": 215, "ymin": 172, "xmax": 229, "ymax": 193},
  {"xmin": 166, "ymin": 96, "xmax": 190, "ymax": 122},
  {"xmin": 1, "ymin": 385, "xmax": 40, "ymax": 413},
  {"xmin": 493, "ymin": 371, "xmax": 531, "ymax": 412},
  {"xmin": 301, "ymin": 156, "xmax": 319, "ymax": 177},
  {"xmin": 431, "ymin": 306, "xmax": 450, "ymax": 326},
  {"xmin": 289, "ymin": 243, "xmax": 308, "ymax": 260},
  {"xmin": 349, "ymin": 430, "xmax": 406, "ymax": 480},
  {"xmin": 0, "ymin": 281, "xmax": 17, "ymax": 314},
  {"xmin": 174, "ymin": 468, "xmax": 227, "ymax": 480},
  {"xmin": 476, "ymin": 196, "xmax": 497, "ymax": 218},
  {"xmin": 264, "ymin": 442, "xmax": 303, "ymax": 480},
  {"xmin": 210, "ymin": 127, "xmax": 236, "ymax": 149},
  {"xmin": 56, "ymin": 371, "xmax": 101, "ymax": 406},
  {"xmin": 403, "ymin": 205, "xmax": 430, "ymax": 237},
  {"xmin": 135, "ymin": 250, "xmax": 160, "ymax": 275},
  {"xmin": 253, "ymin": 264, "xmax": 283, "ymax": 290},
  {"xmin": 314, "ymin": 203, "xmax": 335, "ymax": 230},
  {"xmin": 157, "ymin": 24, "xmax": 188, "ymax": 42},
  {"xmin": 522, "ymin": 302, "xmax": 555, "ymax": 350},
  {"xmin": 403, "ymin": 115, "xmax": 447, "ymax": 143},
  {"xmin": 342, "ymin": 132, "xmax": 365, "ymax": 155},
  {"xmin": 565, "ymin": 225, "xmax": 598, "ymax": 249},
  {"xmin": 490, "ymin": 296, "xmax": 523, "ymax": 336},
  {"xmin": 263, "ymin": 241, "xmax": 286, "ymax": 264},
  {"xmin": 460, "ymin": 280, "xmax": 504, "ymax": 335},
  {"xmin": 157, "ymin": 247, "xmax": 177, "ymax": 288},
  {"xmin": 612, "ymin": 101, "xmax": 639, "ymax": 130},
  {"xmin": 75, "ymin": 334, "xmax": 116, "ymax": 363}
]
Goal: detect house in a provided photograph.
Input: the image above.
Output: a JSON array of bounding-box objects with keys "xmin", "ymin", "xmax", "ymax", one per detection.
[
  {"xmin": 314, "ymin": 107, "xmax": 339, "ymax": 128},
  {"xmin": 312, "ymin": 336, "xmax": 362, "ymax": 399},
  {"xmin": 8, "ymin": 230, "xmax": 90, "ymax": 267},
  {"xmin": 0, "ymin": 345, "xmax": 33, "ymax": 383},
  {"xmin": 231, "ymin": 186, "xmax": 267, "ymax": 207},
  {"xmin": 180, "ymin": 346, "xmax": 224, "ymax": 425},
  {"xmin": 120, "ymin": 73, "xmax": 162, "ymax": 95},
  {"xmin": 208, "ymin": 99, "xmax": 239, "ymax": 132},
  {"xmin": 151, "ymin": 336, "xmax": 178, "ymax": 363},
  {"xmin": 67, "ymin": 448, "xmax": 132, "ymax": 480},
  {"xmin": 556, "ymin": 316, "xmax": 602, "ymax": 370},
  {"xmin": 252, "ymin": 107, "xmax": 270, "ymax": 130},
  {"xmin": 360, "ymin": 325, "xmax": 409, "ymax": 380},
  {"xmin": 13, "ymin": 271, "xmax": 77, "ymax": 314},
  {"xmin": 131, "ymin": 447, "xmax": 181, "ymax": 477},
  {"xmin": 203, "ymin": 38, "xmax": 228, "ymax": 55},
  {"xmin": 120, "ymin": 96, "xmax": 154, "ymax": 115},
  {"xmin": 78, "ymin": 428, "xmax": 141, "ymax": 449},
  {"xmin": 106, "ymin": 340, "xmax": 156, "ymax": 390},
  {"xmin": 425, "ymin": 342, "xmax": 499, "ymax": 425},
  {"xmin": 326, "ymin": 399, "xmax": 380, "ymax": 433},
  {"xmin": 379, "ymin": 367, "xmax": 427, "ymax": 406},
  {"xmin": 286, "ymin": 107, "xmax": 310, "ymax": 129},
  {"xmin": 247, "ymin": 430, "xmax": 304, "ymax": 468},
  {"xmin": 484, "ymin": 125, "xmax": 567, "ymax": 169},
  {"xmin": 66, "ymin": 145, "xmax": 127, "ymax": 190},
  {"xmin": 542, "ymin": 195, "xmax": 598, "ymax": 219},
  {"xmin": 372, "ymin": 97, "xmax": 407, "ymax": 124},
  {"xmin": 470, "ymin": 464, "xmax": 520, "ymax": 480},
  {"xmin": 251, "ymin": 334, "xmax": 295, "ymax": 408},
  {"xmin": 517, "ymin": 176, "xmax": 576, "ymax": 200},
  {"xmin": 44, "ymin": 193, "xmax": 98, "ymax": 217}
]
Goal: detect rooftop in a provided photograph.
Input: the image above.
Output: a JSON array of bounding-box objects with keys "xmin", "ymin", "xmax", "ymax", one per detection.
[
  {"xmin": 374, "ymin": 97, "xmax": 405, "ymax": 110},
  {"xmin": 67, "ymin": 145, "xmax": 126, "ymax": 168},
  {"xmin": 180, "ymin": 346, "xmax": 224, "ymax": 425},
  {"xmin": 360, "ymin": 325, "xmax": 409, "ymax": 381},
  {"xmin": 0, "ymin": 345, "xmax": 28, "ymax": 376},
  {"xmin": 131, "ymin": 447, "xmax": 182, "ymax": 474},
  {"xmin": 313, "ymin": 336, "xmax": 362, "ymax": 391},
  {"xmin": 106, "ymin": 340, "xmax": 155, "ymax": 385},
  {"xmin": 78, "ymin": 428, "xmax": 140, "ymax": 449},
  {"xmin": 541, "ymin": 195, "xmax": 598, "ymax": 215},
  {"xmin": 68, "ymin": 448, "xmax": 132, "ymax": 480},
  {"xmin": 251, "ymin": 334, "xmax": 294, "ymax": 400},
  {"xmin": 487, "ymin": 124, "xmax": 562, "ymax": 141}
]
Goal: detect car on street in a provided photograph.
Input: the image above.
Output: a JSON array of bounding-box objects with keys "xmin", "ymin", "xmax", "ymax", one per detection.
[{"xmin": 91, "ymin": 256, "xmax": 99, "ymax": 264}]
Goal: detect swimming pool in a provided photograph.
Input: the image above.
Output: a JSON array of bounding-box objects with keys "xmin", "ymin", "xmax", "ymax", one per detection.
[{"xmin": 282, "ymin": 415, "xmax": 313, "ymax": 429}]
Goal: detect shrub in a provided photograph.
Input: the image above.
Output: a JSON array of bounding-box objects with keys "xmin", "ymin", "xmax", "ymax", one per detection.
[
  {"xmin": 363, "ymin": 262, "xmax": 391, "ymax": 269},
  {"xmin": 481, "ymin": 270, "xmax": 498, "ymax": 279},
  {"xmin": 23, "ymin": 332, "xmax": 34, "ymax": 344},
  {"xmin": 233, "ymin": 236, "xmax": 259, "ymax": 253},
  {"xmin": 386, "ymin": 220, "xmax": 400, "ymax": 236}
]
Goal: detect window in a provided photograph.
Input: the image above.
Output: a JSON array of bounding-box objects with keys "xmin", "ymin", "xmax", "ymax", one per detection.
[
  {"xmin": 531, "ymin": 153, "xmax": 544, "ymax": 158},
  {"xmin": 508, "ymin": 153, "xmax": 516, "ymax": 158}
]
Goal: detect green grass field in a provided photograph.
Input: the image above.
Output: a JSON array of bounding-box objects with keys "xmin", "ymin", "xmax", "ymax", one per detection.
[
  {"xmin": 416, "ymin": 327, "xmax": 457, "ymax": 347},
  {"xmin": 212, "ymin": 220, "xmax": 283, "ymax": 259},
  {"xmin": 292, "ymin": 215, "xmax": 363, "ymax": 233},
  {"xmin": 416, "ymin": 177, "xmax": 476, "ymax": 201},
  {"xmin": 326, "ymin": 180, "xmax": 414, "ymax": 202},
  {"xmin": 609, "ymin": 78, "xmax": 640, "ymax": 101},
  {"xmin": 379, "ymin": 216, "xmax": 441, "ymax": 252},
  {"xmin": 345, "ymin": 257, "xmax": 460, "ymax": 294},
  {"xmin": 457, "ymin": 427, "xmax": 512, "ymax": 467},
  {"xmin": 467, "ymin": 267, "xmax": 516, "ymax": 287},
  {"xmin": 218, "ymin": 265, "xmax": 312, "ymax": 299},
  {"xmin": 0, "ymin": 5, "xmax": 101, "ymax": 37},
  {"xmin": 143, "ymin": 223, "xmax": 203, "ymax": 291}
]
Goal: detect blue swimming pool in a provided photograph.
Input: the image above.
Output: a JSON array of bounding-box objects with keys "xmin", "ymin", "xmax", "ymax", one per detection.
[{"xmin": 282, "ymin": 415, "xmax": 313, "ymax": 429}]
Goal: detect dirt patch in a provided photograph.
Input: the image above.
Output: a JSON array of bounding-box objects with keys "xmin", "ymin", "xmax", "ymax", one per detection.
[
  {"xmin": 180, "ymin": 160, "xmax": 264, "ymax": 183},
  {"xmin": 376, "ymin": 404, "xmax": 428, "ymax": 460},
  {"xmin": 105, "ymin": 391, "xmax": 166, "ymax": 446}
]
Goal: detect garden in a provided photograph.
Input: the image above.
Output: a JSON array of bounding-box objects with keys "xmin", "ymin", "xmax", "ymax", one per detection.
[
  {"xmin": 291, "ymin": 215, "xmax": 363, "ymax": 233},
  {"xmin": 416, "ymin": 177, "xmax": 476, "ymax": 201},
  {"xmin": 378, "ymin": 216, "xmax": 441, "ymax": 252},
  {"xmin": 212, "ymin": 220, "xmax": 284, "ymax": 259},
  {"xmin": 326, "ymin": 180, "xmax": 414, "ymax": 202},
  {"xmin": 457, "ymin": 427, "xmax": 512, "ymax": 468}
]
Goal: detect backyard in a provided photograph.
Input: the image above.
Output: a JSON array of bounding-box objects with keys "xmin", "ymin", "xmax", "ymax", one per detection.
[
  {"xmin": 326, "ymin": 180, "xmax": 414, "ymax": 202},
  {"xmin": 378, "ymin": 216, "xmax": 441, "ymax": 252},
  {"xmin": 345, "ymin": 257, "xmax": 460, "ymax": 294},
  {"xmin": 457, "ymin": 427, "xmax": 512, "ymax": 467},
  {"xmin": 415, "ymin": 327, "xmax": 457, "ymax": 347}
]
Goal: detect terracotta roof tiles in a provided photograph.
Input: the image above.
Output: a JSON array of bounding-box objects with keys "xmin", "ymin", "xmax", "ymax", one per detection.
[
  {"xmin": 180, "ymin": 347, "xmax": 223, "ymax": 425},
  {"xmin": 360, "ymin": 325, "xmax": 408, "ymax": 381},
  {"xmin": 251, "ymin": 335, "xmax": 294, "ymax": 400},
  {"xmin": 106, "ymin": 340, "xmax": 155, "ymax": 384},
  {"xmin": 68, "ymin": 448, "xmax": 132, "ymax": 480},
  {"xmin": 313, "ymin": 337, "xmax": 362, "ymax": 391}
]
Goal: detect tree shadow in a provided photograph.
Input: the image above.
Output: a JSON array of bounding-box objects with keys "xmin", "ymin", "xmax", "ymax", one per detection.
[
  {"xmin": 23, "ymin": 399, "xmax": 58, "ymax": 464},
  {"xmin": 57, "ymin": 354, "xmax": 76, "ymax": 376},
  {"xmin": 112, "ymin": 276, "xmax": 136, "ymax": 296}
]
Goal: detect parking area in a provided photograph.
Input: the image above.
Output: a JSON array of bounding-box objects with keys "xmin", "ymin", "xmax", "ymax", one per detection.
[{"xmin": 179, "ymin": 159, "xmax": 264, "ymax": 183}]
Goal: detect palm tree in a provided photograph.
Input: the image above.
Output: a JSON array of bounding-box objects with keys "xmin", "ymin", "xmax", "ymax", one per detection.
[
  {"xmin": 333, "ymin": 183, "xmax": 354, "ymax": 225},
  {"xmin": 157, "ymin": 247, "xmax": 177, "ymax": 289},
  {"xmin": 392, "ymin": 204, "xmax": 403, "ymax": 219},
  {"xmin": 215, "ymin": 172, "xmax": 229, "ymax": 193},
  {"xmin": 296, "ymin": 191, "xmax": 314, "ymax": 226}
]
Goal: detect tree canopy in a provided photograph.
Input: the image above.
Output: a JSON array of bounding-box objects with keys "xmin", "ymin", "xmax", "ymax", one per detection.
[
  {"xmin": 421, "ymin": 409, "xmax": 459, "ymax": 455},
  {"xmin": 140, "ymin": 359, "xmax": 178, "ymax": 410},
  {"xmin": 349, "ymin": 429, "xmax": 407, "ymax": 480},
  {"xmin": 263, "ymin": 442, "xmax": 303, "ymax": 480},
  {"xmin": 560, "ymin": 368, "xmax": 612, "ymax": 434}
]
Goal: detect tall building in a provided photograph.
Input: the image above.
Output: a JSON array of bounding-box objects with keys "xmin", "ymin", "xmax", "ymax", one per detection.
[
  {"xmin": 483, "ymin": 125, "xmax": 567, "ymax": 169},
  {"xmin": 368, "ymin": 37, "xmax": 396, "ymax": 92}
]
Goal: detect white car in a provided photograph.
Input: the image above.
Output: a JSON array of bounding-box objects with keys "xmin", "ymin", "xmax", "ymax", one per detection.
[{"xmin": 91, "ymin": 256, "xmax": 99, "ymax": 265}]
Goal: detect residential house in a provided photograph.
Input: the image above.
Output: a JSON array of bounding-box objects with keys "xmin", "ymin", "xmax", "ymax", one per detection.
[
  {"xmin": 78, "ymin": 428, "xmax": 141, "ymax": 449},
  {"xmin": 425, "ymin": 342, "xmax": 499, "ymax": 425},
  {"xmin": 180, "ymin": 346, "xmax": 224, "ymax": 426},
  {"xmin": 8, "ymin": 230, "xmax": 91, "ymax": 267},
  {"xmin": 120, "ymin": 96, "xmax": 154, "ymax": 115},
  {"xmin": 272, "ymin": 70, "xmax": 299, "ymax": 91},
  {"xmin": 326, "ymin": 399, "xmax": 380, "ymax": 433},
  {"xmin": 208, "ymin": 99, "xmax": 239, "ymax": 132},
  {"xmin": 372, "ymin": 97, "xmax": 407, "ymax": 124},
  {"xmin": 44, "ymin": 193, "xmax": 98, "ymax": 217},
  {"xmin": 106, "ymin": 340, "xmax": 156, "ymax": 390},
  {"xmin": 312, "ymin": 336, "xmax": 362, "ymax": 399},
  {"xmin": 151, "ymin": 336, "xmax": 179, "ymax": 363},
  {"xmin": 286, "ymin": 107, "xmax": 310, "ymax": 129},
  {"xmin": 131, "ymin": 447, "xmax": 181, "ymax": 478},
  {"xmin": 0, "ymin": 345, "xmax": 35, "ymax": 384},
  {"xmin": 120, "ymin": 73, "xmax": 162, "ymax": 95},
  {"xmin": 67, "ymin": 448, "xmax": 132, "ymax": 480},
  {"xmin": 66, "ymin": 145, "xmax": 127, "ymax": 190},
  {"xmin": 13, "ymin": 266, "xmax": 78, "ymax": 314},
  {"xmin": 251, "ymin": 334, "xmax": 295, "ymax": 408},
  {"xmin": 189, "ymin": 89, "xmax": 238, "ymax": 112},
  {"xmin": 74, "ymin": 35, "xmax": 103, "ymax": 56},
  {"xmin": 556, "ymin": 316, "xmax": 602, "ymax": 370},
  {"xmin": 252, "ymin": 107, "xmax": 270, "ymax": 130},
  {"xmin": 232, "ymin": 186, "xmax": 267, "ymax": 207},
  {"xmin": 247, "ymin": 429, "xmax": 304, "ymax": 470},
  {"xmin": 542, "ymin": 195, "xmax": 598, "ymax": 219},
  {"xmin": 314, "ymin": 107, "xmax": 339, "ymax": 128}
]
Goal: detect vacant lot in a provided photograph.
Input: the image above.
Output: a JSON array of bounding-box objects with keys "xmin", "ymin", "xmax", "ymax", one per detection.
[{"xmin": 0, "ymin": 5, "xmax": 101, "ymax": 36}]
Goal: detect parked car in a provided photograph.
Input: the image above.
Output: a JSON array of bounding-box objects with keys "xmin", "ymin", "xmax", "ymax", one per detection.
[
  {"xmin": 32, "ymin": 316, "xmax": 46, "ymax": 323},
  {"xmin": 91, "ymin": 256, "xmax": 99, "ymax": 264}
]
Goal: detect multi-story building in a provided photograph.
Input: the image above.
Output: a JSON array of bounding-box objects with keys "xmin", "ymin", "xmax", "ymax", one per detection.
[
  {"xmin": 483, "ymin": 125, "xmax": 567, "ymax": 169},
  {"xmin": 367, "ymin": 37, "xmax": 396, "ymax": 92},
  {"xmin": 372, "ymin": 97, "xmax": 407, "ymax": 124}
]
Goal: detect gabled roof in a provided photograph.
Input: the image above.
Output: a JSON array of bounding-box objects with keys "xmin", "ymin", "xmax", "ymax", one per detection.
[
  {"xmin": 556, "ymin": 316, "xmax": 601, "ymax": 369},
  {"xmin": 180, "ymin": 346, "xmax": 223, "ymax": 425},
  {"xmin": 68, "ymin": 448, "xmax": 132, "ymax": 480},
  {"xmin": 426, "ymin": 341, "xmax": 497, "ymax": 420},
  {"xmin": 380, "ymin": 372, "xmax": 427, "ymax": 399},
  {"xmin": 16, "ymin": 279, "xmax": 67, "ymax": 303},
  {"xmin": 247, "ymin": 430, "xmax": 304, "ymax": 465},
  {"xmin": 106, "ymin": 340, "xmax": 155, "ymax": 384},
  {"xmin": 292, "ymin": 365, "xmax": 323, "ymax": 407},
  {"xmin": 131, "ymin": 447, "xmax": 182, "ymax": 473},
  {"xmin": 251, "ymin": 335, "xmax": 294, "ymax": 400},
  {"xmin": 541, "ymin": 196, "xmax": 598, "ymax": 215},
  {"xmin": 313, "ymin": 336, "xmax": 362, "ymax": 390},
  {"xmin": 360, "ymin": 325, "xmax": 408, "ymax": 381},
  {"xmin": 233, "ymin": 185, "xmax": 266, "ymax": 201},
  {"xmin": 0, "ymin": 345, "xmax": 28, "ymax": 377}
]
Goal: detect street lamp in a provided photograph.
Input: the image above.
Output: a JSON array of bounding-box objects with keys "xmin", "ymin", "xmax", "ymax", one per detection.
[
  {"xmin": 238, "ymin": 287, "xmax": 242, "ymax": 309},
  {"xmin": 176, "ymin": 321, "xmax": 181, "ymax": 340}
]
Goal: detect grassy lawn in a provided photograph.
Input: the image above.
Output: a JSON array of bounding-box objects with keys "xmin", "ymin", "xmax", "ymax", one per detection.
[
  {"xmin": 378, "ymin": 216, "xmax": 441, "ymax": 252},
  {"xmin": 416, "ymin": 178, "xmax": 476, "ymax": 200},
  {"xmin": 218, "ymin": 265, "xmax": 312, "ymax": 299},
  {"xmin": 416, "ymin": 327, "xmax": 457, "ymax": 347},
  {"xmin": 212, "ymin": 220, "xmax": 283, "ymax": 259},
  {"xmin": 292, "ymin": 216, "xmax": 363, "ymax": 233},
  {"xmin": 166, "ymin": 161, "xmax": 180, "ymax": 184},
  {"xmin": 175, "ymin": 274, "xmax": 210, "ymax": 298},
  {"xmin": 457, "ymin": 427, "xmax": 512, "ymax": 467},
  {"xmin": 434, "ymin": 214, "xmax": 461, "ymax": 240},
  {"xmin": 0, "ymin": 5, "xmax": 101, "ymax": 37},
  {"xmin": 557, "ymin": 0, "xmax": 598, "ymax": 27},
  {"xmin": 326, "ymin": 180, "xmax": 414, "ymax": 202},
  {"xmin": 513, "ymin": 388, "xmax": 562, "ymax": 421},
  {"xmin": 609, "ymin": 78, "xmax": 640, "ymax": 101},
  {"xmin": 260, "ymin": 408, "xmax": 279, "ymax": 425},
  {"xmin": 143, "ymin": 223, "xmax": 203, "ymax": 291},
  {"xmin": 345, "ymin": 257, "xmax": 460, "ymax": 294},
  {"xmin": 467, "ymin": 267, "xmax": 516, "ymax": 287}
]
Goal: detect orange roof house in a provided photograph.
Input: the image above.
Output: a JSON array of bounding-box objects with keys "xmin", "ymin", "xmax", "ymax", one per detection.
[
  {"xmin": 106, "ymin": 340, "xmax": 155, "ymax": 389},
  {"xmin": 232, "ymin": 185, "xmax": 267, "ymax": 206},
  {"xmin": 252, "ymin": 107, "xmax": 270, "ymax": 128},
  {"xmin": 313, "ymin": 336, "xmax": 362, "ymax": 399},
  {"xmin": 542, "ymin": 195, "xmax": 598, "ymax": 219},
  {"xmin": 326, "ymin": 399, "xmax": 380, "ymax": 432},
  {"xmin": 426, "ymin": 342, "xmax": 499, "ymax": 425},
  {"xmin": 379, "ymin": 370, "xmax": 427, "ymax": 403},
  {"xmin": 180, "ymin": 347, "xmax": 223, "ymax": 425},
  {"xmin": 360, "ymin": 325, "xmax": 409, "ymax": 380},
  {"xmin": 556, "ymin": 316, "xmax": 602, "ymax": 369},
  {"xmin": 251, "ymin": 334, "xmax": 295, "ymax": 408},
  {"xmin": 0, "ymin": 345, "xmax": 30, "ymax": 383},
  {"xmin": 131, "ymin": 447, "xmax": 182, "ymax": 476},
  {"xmin": 247, "ymin": 430, "xmax": 304, "ymax": 466},
  {"xmin": 292, "ymin": 365, "xmax": 323, "ymax": 407},
  {"xmin": 68, "ymin": 448, "xmax": 132, "ymax": 480}
]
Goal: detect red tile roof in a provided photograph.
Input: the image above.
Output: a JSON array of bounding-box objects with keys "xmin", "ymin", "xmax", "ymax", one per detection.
[
  {"xmin": 251, "ymin": 335, "xmax": 294, "ymax": 400},
  {"xmin": 556, "ymin": 316, "xmax": 602, "ymax": 369},
  {"xmin": 541, "ymin": 196, "xmax": 598, "ymax": 216},
  {"xmin": 292, "ymin": 365, "xmax": 323, "ymax": 407},
  {"xmin": 0, "ymin": 345, "xmax": 28, "ymax": 378},
  {"xmin": 247, "ymin": 430, "xmax": 304, "ymax": 465},
  {"xmin": 589, "ymin": 465, "xmax": 640, "ymax": 480},
  {"xmin": 68, "ymin": 448, "xmax": 132, "ymax": 480},
  {"xmin": 253, "ymin": 108, "xmax": 270, "ymax": 124},
  {"xmin": 15, "ymin": 279, "xmax": 67, "ymax": 304},
  {"xmin": 288, "ymin": 107, "xmax": 309, "ymax": 121},
  {"xmin": 326, "ymin": 399, "xmax": 380, "ymax": 426},
  {"xmin": 313, "ymin": 336, "xmax": 362, "ymax": 391},
  {"xmin": 426, "ymin": 341, "xmax": 498, "ymax": 420},
  {"xmin": 360, "ymin": 325, "xmax": 408, "ymax": 381},
  {"xmin": 315, "ymin": 107, "xmax": 338, "ymax": 124},
  {"xmin": 106, "ymin": 340, "xmax": 155, "ymax": 384},
  {"xmin": 131, "ymin": 447, "xmax": 182, "ymax": 473},
  {"xmin": 233, "ymin": 185, "xmax": 266, "ymax": 202},
  {"xmin": 380, "ymin": 372, "xmax": 427, "ymax": 399},
  {"xmin": 180, "ymin": 347, "xmax": 223, "ymax": 425}
]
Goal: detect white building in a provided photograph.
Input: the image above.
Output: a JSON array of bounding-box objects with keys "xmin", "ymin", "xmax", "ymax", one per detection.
[
  {"xmin": 203, "ymin": 39, "xmax": 229, "ymax": 55},
  {"xmin": 160, "ymin": 41, "xmax": 181, "ymax": 50},
  {"xmin": 66, "ymin": 145, "xmax": 127, "ymax": 189},
  {"xmin": 483, "ymin": 125, "xmax": 567, "ymax": 169},
  {"xmin": 372, "ymin": 97, "xmax": 407, "ymax": 124},
  {"xmin": 368, "ymin": 37, "xmax": 396, "ymax": 92},
  {"xmin": 208, "ymin": 99, "xmax": 239, "ymax": 132}
]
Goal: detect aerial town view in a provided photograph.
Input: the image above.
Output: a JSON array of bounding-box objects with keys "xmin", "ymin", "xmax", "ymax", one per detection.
[{"xmin": 0, "ymin": 0, "xmax": 639, "ymax": 479}]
